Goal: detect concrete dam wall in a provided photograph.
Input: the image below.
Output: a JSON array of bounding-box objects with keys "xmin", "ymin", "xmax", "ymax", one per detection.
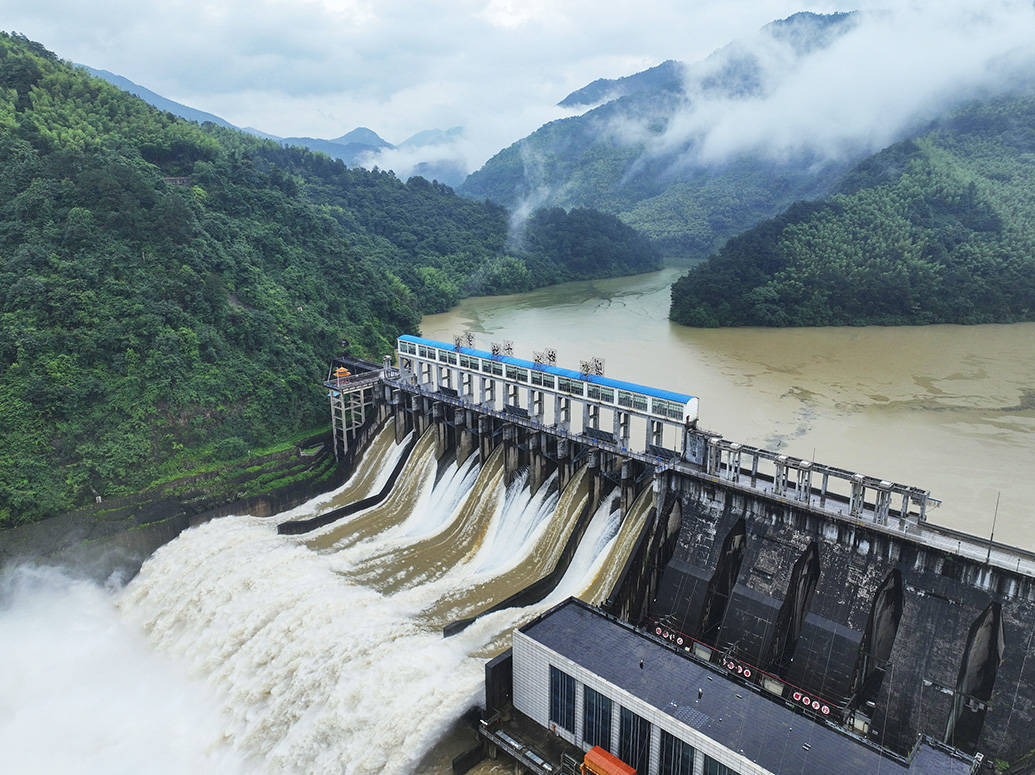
[
  {"xmin": 325, "ymin": 345, "xmax": 1035, "ymax": 765},
  {"xmin": 647, "ymin": 473, "xmax": 1035, "ymax": 761}
]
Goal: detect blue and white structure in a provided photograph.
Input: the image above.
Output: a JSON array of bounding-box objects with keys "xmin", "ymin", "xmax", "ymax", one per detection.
[{"xmin": 396, "ymin": 335, "xmax": 698, "ymax": 454}]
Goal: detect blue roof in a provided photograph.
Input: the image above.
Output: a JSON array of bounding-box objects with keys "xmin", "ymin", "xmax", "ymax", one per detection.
[{"xmin": 398, "ymin": 335, "xmax": 696, "ymax": 404}]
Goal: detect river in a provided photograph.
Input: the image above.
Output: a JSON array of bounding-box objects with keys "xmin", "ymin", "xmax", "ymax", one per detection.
[
  {"xmin": 4, "ymin": 269, "xmax": 1032, "ymax": 774},
  {"xmin": 422, "ymin": 268, "xmax": 1035, "ymax": 550}
]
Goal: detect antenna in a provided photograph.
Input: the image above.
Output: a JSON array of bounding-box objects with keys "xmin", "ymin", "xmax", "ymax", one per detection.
[
  {"xmin": 453, "ymin": 332, "xmax": 475, "ymax": 350},
  {"xmin": 503, "ymin": 340, "xmax": 513, "ymax": 357},
  {"xmin": 490, "ymin": 342, "xmax": 502, "ymax": 357},
  {"xmin": 534, "ymin": 346, "xmax": 557, "ymax": 367},
  {"xmin": 590, "ymin": 356, "xmax": 605, "ymax": 376}
]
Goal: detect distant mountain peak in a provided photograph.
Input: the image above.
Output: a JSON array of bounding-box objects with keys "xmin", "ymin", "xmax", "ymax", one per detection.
[{"xmin": 330, "ymin": 127, "xmax": 392, "ymax": 148}]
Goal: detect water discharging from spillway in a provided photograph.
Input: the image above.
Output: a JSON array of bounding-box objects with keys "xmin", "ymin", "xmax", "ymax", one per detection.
[{"xmin": 118, "ymin": 423, "xmax": 652, "ymax": 774}]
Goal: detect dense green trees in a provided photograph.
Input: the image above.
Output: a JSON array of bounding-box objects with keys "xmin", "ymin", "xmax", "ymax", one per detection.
[
  {"xmin": 670, "ymin": 98, "xmax": 1035, "ymax": 327},
  {"xmin": 0, "ymin": 32, "xmax": 658, "ymax": 526}
]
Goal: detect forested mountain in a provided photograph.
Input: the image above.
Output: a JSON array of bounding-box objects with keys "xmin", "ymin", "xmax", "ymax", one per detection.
[
  {"xmin": 557, "ymin": 60, "xmax": 684, "ymax": 109},
  {"xmin": 669, "ymin": 97, "xmax": 1035, "ymax": 326},
  {"xmin": 79, "ymin": 65, "xmax": 238, "ymax": 130},
  {"xmin": 78, "ymin": 67, "xmax": 450, "ymax": 172},
  {"xmin": 0, "ymin": 32, "xmax": 657, "ymax": 526},
  {"xmin": 460, "ymin": 12, "xmax": 859, "ymax": 259}
]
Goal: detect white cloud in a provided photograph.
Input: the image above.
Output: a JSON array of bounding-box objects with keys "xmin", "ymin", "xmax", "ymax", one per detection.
[
  {"xmin": 637, "ymin": 1, "xmax": 1035, "ymax": 167},
  {"xmin": 3, "ymin": 0, "xmax": 829, "ymax": 171}
]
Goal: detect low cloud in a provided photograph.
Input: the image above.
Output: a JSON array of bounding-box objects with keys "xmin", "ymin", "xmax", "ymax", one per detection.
[
  {"xmin": 634, "ymin": 1, "xmax": 1035, "ymax": 168},
  {"xmin": 3, "ymin": 0, "xmax": 829, "ymax": 173}
]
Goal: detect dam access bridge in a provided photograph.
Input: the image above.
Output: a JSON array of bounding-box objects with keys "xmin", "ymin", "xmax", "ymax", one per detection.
[{"xmin": 314, "ymin": 334, "xmax": 1035, "ymax": 764}]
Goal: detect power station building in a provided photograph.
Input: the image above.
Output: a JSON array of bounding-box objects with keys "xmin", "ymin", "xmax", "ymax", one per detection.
[{"xmin": 483, "ymin": 598, "xmax": 978, "ymax": 775}]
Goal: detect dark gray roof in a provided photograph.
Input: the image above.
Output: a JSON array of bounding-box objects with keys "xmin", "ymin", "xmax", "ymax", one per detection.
[{"xmin": 520, "ymin": 599, "xmax": 973, "ymax": 775}]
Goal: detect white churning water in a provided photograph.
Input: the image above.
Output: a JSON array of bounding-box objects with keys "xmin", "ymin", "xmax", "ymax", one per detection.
[{"xmin": 99, "ymin": 425, "xmax": 646, "ymax": 774}]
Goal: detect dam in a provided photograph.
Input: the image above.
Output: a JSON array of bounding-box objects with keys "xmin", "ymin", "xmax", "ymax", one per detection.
[{"xmin": 286, "ymin": 333, "xmax": 1035, "ymax": 769}]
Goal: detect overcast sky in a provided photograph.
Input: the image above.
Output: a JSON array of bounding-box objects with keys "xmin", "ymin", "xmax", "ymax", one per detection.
[
  {"xmin": 6, "ymin": 1, "xmax": 1033, "ymax": 174},
  {"xmin": 5, "ymin": 1, "xmax": 847, "ymax": 160}
]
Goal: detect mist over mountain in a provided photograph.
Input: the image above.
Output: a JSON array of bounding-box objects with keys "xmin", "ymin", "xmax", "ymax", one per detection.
[
  {"xmin": 73, "ymin": 67, "xmax": 467, "ymax": 182},
  {"xmin": 557, "ymin": 60, "xmax": 685, "ymax": 109},
  {"xmin": 669, "ymin": 95, "xmax": 1035, "ymax": 326},
  {"xmin": 461, "ymin": 5, "xmax": 1035, "ymax": 260}
]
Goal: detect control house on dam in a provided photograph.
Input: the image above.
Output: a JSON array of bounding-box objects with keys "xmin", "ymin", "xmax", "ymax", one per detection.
[{"xmin": 319, "ymin": 335, "xmax": 1035, "ymax": 773}]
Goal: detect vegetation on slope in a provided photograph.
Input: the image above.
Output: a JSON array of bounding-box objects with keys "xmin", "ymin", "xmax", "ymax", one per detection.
[
  {"xmin": 669, "ymin": 98, "xmax": 1035, "ymax": 326},
  {"xmin": 460, "ymin": 12, "xmax": 858, "ymax": 259},
  {"xmin": 0, "ymin": 32, "xmax": 657, "ymax": 526}
]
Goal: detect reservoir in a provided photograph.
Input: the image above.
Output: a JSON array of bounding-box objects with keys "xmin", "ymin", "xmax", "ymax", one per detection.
[
  {"xmin": 423, "ymin": 268, "xmax": 1035, "ymax": 550},
  {"xmin": 5, "ymin": 270, "xmax": 1032, "ymax": 774}
]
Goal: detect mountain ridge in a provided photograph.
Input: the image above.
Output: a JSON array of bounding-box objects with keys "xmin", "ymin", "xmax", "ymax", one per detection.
[{"xmin": 668, "ymin": 95, "xmax": 1035, "ymax": 326}]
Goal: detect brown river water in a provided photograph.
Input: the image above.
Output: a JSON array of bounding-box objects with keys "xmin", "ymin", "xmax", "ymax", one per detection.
[
  {"xmin": 423, "ymin": 268, "xmax": 1035, "ymax": 550},
  {"xmin": 11, "ymin": 270, "xmax": 1030, "ymax": 775}
]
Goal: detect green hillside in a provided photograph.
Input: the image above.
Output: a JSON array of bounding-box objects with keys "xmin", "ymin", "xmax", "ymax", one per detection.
[
  {"xmin": 669, "ymin": 97, "xmax": 1035, "ymax": 327},
  {"xmin": 0, "ymin": 32, "xmax": 657, "ymax": 526},
  {"xmin": 460, "ymin": 12, "xmax": 857, "ymax": 259}
]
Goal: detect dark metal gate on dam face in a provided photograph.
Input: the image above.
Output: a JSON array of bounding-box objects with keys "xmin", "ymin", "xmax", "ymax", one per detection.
[{"xmin": 322, "ymin": 342, "xmax": 1035, "ymax": 765}]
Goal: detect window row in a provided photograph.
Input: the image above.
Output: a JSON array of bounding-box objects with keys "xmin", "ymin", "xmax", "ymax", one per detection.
[
  {"xmin": 400, "ymin": 341, "xmax": 683, "ymax": 419},
  {"xmin": 548, "ymin": 666, "xmax": 740, "ymax": 775}
]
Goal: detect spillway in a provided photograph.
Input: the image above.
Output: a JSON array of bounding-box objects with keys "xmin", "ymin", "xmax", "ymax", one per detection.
[{"xmin": 116, "ymin": 420, "xmax": 655, "ymax": 774}]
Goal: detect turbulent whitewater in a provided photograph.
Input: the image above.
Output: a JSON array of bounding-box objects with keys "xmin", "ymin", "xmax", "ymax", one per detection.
[{"xmin": 15, "ymin": 424, "xmax": 646, "ymax": 774}]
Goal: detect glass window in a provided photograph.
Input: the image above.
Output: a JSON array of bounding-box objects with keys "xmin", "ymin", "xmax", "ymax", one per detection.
[
  {"xmin": 631, "ymin": 394, "xmax": 648, "ymax": 411},
  {"xmin": 618, "ymin": 706, "xmax": 651, "ymax": 775},
  {"xmin": 703, "ymin": 756, "xmax": 738, "ymax": 775},
  {"xmin": 653, "ymin": 398, "xmax": 683, "ymax": 419},
  {"xmin": 582, "ymin": 686, "xmax": 612, "ymax": 750},
  {"xmin": 587, "ymin": 385, "xmax": 614, "ymax": 403},
  {"xmin": 531, "ymin": 371, "xmax": 543, "ymax": 386},
  {"xmin": 419, "ymin": 345, "xmax": 433, "ymax": 359},
  {"xmin": 659, "ymin": 730, "xmax": 695, "ymax": 775},
  {"xmin": 506, "ymin": 365, "xmax": 528, "ymax": 382},
  {"xmin": 549, "ymin": 666, "xmax": 575, "ymax": 733},
  {"xmin": 617, "ymin": 391, "xmax": 634, "ymax": 408}
]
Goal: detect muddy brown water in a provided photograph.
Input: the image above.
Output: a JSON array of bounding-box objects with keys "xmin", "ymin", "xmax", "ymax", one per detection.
[{"xmin": 422, "ymin": 269, "xmax": 1035, "ymax": 550}]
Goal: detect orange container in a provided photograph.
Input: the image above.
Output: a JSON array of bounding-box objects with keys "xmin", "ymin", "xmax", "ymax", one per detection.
[{"xmin": 580, "ymin": 746, "xmax": 636, "ymax": 775}]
